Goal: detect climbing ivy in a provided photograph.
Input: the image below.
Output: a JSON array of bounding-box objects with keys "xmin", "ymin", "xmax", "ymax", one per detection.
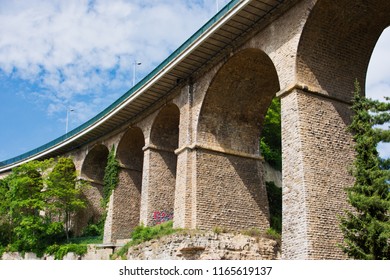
[{"xmin": 102, "ymin": 145, "xmax": 120, "ymax": 208}]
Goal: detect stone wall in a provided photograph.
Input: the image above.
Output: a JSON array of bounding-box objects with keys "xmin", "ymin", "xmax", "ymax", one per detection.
[
  {"xmin": 1, "ymin": 245, "xmax": 112, "ymax": 260},
  {"xmin": 195, "ymin": 149, "xmax": 269, "ymax": 231},
  {"xmin": 0, "ymin": 233, "xmax": 279, "ymax": 260}
]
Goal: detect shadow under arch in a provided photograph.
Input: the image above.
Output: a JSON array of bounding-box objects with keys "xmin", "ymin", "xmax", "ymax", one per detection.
[
  {"xmin": 81, "ymin": 144, "xmax": 109, "ymax": 183},
  {"xmin": 196, "ymin": 48, "xmax": 280, "ymax": 231},
  {"xmin": 75, "ymin": 144, "xmax": 109, "ymax": 235},
  {"xmin": 105, "ymin": 127, "xmax": 145, "ymax": 242},
  {"xmin": 297, "ymin": 0, "xmax": 390, "ymax": 102},
  {"xmin": 143, "ymin": 103, "xmax": 180, "ymax": 225}
]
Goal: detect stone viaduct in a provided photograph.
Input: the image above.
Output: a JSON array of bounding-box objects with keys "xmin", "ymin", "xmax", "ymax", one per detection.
[{"xmin": 1, "ymin": 0, "xmax": 389, "ymax": 259}]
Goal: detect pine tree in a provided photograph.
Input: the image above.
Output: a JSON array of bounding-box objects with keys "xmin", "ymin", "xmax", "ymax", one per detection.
[{"xmin": 339, "ymin": 81, "xmax": 390, "ymax": 259}]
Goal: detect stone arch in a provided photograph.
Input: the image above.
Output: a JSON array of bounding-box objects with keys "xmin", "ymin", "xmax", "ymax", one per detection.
[
  {"xmin": 198, "ymin": 48, "xmax": 280, "ymax": 154},
  {"xmin": 195, "ymin": 48, "xmax": 280, "ymax": 231},
  {"xmin": 76, "ymin": 144, "xmax": 109, "ymax": 234},
  {"xmin": 104, "ymin": 127, "xmax": 144, "ymax": 243},
  {"xmin": 117, "ymin": 127, "xmax": 145, "ymax": 170},
  {"xmin": 150, "ymin": 103, "xmax": 180, "ymax": 150},
  {"xmin": 281, "ymin": 0, "xmax": 390, "ymax": 259},
  {"xmin": 141, "ymin": 103, "xmax": 180, "ymax": 225},
  {"xmin": 297, "ymin": 0, "xmax": 390, "ymax": 100},
  {"xmin": 81, "ymin": 144, "xmax": 109, "ymax": 183}
]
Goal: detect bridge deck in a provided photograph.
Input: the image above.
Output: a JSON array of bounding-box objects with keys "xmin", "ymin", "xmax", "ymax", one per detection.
[{"xmin": 0, "ymin": 0, "xmax": 286, "ymax": 172}]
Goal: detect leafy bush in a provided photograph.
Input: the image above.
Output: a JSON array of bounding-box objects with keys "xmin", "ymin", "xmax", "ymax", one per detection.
[
  {"xmin": 46, "ymin": 244, "xmax": 88, "ymax": 260},
  {"xmin": 82, "ymin": 221, "xmax": 103, "ymax": 238},
  {"xmin": 12, "ymin": 217, "xmax": 65, "ymax": 257},
  {"xmin": 260, "ymin": 98, "xmax": 282, "ymax": 171},
  {"xmin": 0, "ymin": 246, "xmax": 5, "ymax": 258}
]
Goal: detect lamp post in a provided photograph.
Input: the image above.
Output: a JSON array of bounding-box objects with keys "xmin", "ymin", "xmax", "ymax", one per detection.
[
  {"xmin": 216, "ymin": 0, "xmax": 219, "ymax": 12},
  {"xmin": 66, "ymin": 108, "xmax": 74, "ymax": 134},
  {"xmin": 133, "ymin": 61, "xmax": 142, "ymax": 87}
]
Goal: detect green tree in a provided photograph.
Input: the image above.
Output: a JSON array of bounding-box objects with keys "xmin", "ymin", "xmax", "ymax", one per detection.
[
  {"xmin": 0, "ymin": 177, "xmax": 12, "ymax": 249},
  {"xmin": 260, "ymin": 97, "xmax": 282, "ymax": 171},
  {"xmin": 45, "ymin": 157, "xmax": 86, "ymax": 241},
  {"xmin": 1, "ymin": 160, "xmax": 63, "ymax": 255},
  {"xmin": 339, "ymin": 81, "xmax": 390, "ymax": 259}
]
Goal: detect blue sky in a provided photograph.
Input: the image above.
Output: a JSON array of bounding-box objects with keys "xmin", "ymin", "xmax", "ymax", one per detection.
[{"xmin": 0, "ymin": 0, "xmax": 389, "ymax": 162}]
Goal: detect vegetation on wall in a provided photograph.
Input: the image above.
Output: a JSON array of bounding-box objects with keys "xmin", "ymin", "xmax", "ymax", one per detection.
[
  {"xmin": 88, "ymin": 145, "xmax": 121, "ymax": 237},
  {"xmin": 339, "ymin": 81, "xmax": 390, "ymax": 260},
  {"xmin": 102, "ymin": 145, "xmax": 119, "ymax": 207},
  {"xmin": 0, "ymin": 158, "xmax": 89, "ymax": 259},
  {"xmin": 260, "ymin": 97, "xmax": 282, "ymax": 171}
]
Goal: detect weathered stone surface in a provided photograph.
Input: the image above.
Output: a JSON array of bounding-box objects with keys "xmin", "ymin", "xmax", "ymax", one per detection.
[{"xmin": 122, "ymin": 232, "xmax": 280, "ymax": 260}]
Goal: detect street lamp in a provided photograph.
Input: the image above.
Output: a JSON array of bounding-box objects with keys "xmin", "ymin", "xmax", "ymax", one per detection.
[
  {"xmin": 133, "ymin": 61, "xmax": 142, "ymax": 86},
  {"xmin": 66, "ymin": 108, "xmax": 74, "ymax": 134}
]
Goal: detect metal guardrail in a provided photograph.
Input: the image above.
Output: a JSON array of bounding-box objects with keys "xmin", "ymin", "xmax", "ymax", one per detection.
[{"xmin": 0, "ymin": 0, "xmax": 242, "ymax": 168}]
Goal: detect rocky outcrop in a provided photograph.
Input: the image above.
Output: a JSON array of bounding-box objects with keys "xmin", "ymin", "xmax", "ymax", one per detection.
[
  {"xmin": 120, "ymin": 232, "xmax": 280, "ymax": 260},
  {"xmin": 1, "ymin": 232, "xmax": 280, "ymax": 260}
]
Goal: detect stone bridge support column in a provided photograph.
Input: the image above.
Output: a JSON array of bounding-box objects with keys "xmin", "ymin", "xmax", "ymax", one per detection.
[
  {"xmin": 280, "ymin": 86, "xmax": 355, "ymax": 259},
  {"xmin": 74, "ymin": 178, "xmax": 105, "ymax": 236},
  {"xmin": 77, "ymin": 144, "xmax": 108, "ymax": 236},
  {"xmin": 198, "ymin": 145, "xmax": 268, "ymax": 231},
  {"xmin": 140, "ymin": 145, "xmax": 177, "ymax": 226},
  {"xmin": 103, "ymin": 127, "xmax": 144, "ymax": 243},
  {"xmin": 103, "ymin": 165, "xmax": 142, "ymax": 244},
  {"xmin": 140, "ymin": 103, "xmax": 179, "ymax": 226},
  {"xmin": 174, "ymin": 144, "xmax": 269, "ymax": 231},
  {"xmin": 174, "ymin": 146, "xmax": 196, "ymax": 229}
]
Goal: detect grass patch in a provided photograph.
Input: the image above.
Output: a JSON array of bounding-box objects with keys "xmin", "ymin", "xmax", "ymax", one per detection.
[
  {"xmin": 212, "ymin": 226, "xmax": 228, "ymax": 234},
  {"xmin": 265, "ymin": 228, "xmax": 281, "ymax": 247},
  {"xmin": 112, "ymin": 221, "xmax": 180, "ymax": 259},
  {"xmin": 241, "ymin": 228, "xmax": 262, "ymax": 238},
  {"xmin": 68, "ymin": 235, "xmax": 102, "ymax": 245}
]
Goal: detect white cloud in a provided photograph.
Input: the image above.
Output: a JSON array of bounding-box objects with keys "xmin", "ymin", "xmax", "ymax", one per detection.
[
  {"xmin": 366, "ymin": 27, "xmax": 390, "ymax": 159},
  {"xmin": 366, "ymin": 28, "xmax": 390, "ymax": 93},
  {"xmin": 0, "ymin": 0, "xmax": 387, "ymax": 158},
  {"xmin": 0, "ymin": 0, "xmax": 221, "ymax": 125}
]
